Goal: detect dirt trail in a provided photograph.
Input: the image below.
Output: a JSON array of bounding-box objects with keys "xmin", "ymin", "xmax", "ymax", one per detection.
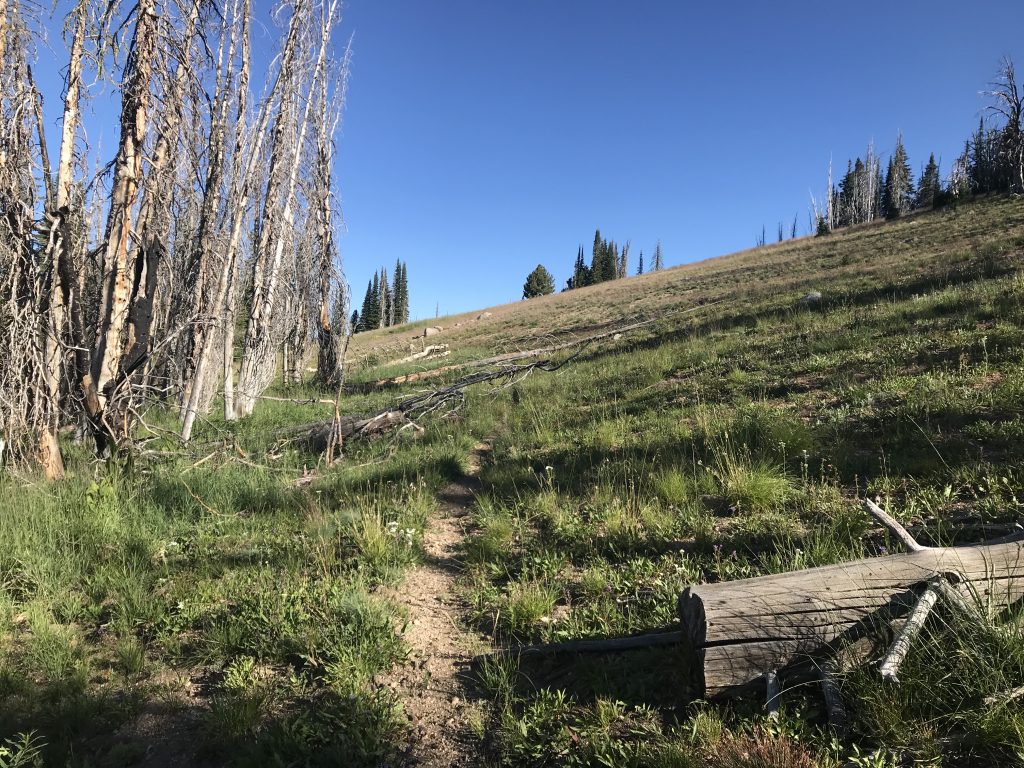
[{"xmin": 387, "ymin": 445, "xmax": 490, "ymax": 767}]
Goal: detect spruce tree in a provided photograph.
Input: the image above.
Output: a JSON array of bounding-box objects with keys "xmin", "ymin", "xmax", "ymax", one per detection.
[
  {"xmin": 883, "ymin": 134, "xmax": 914, "ymax": 219},
  {"xmin": 350, "ymin": 310, "xmax": 361, "ymax": 333},
  {"xmin": 523, "ymin": 264, "xmax": 555, "ymax": 298},
  {"xmin": 359, "ymin": 280, "xmax": 375, "ymax": 330},
  {"xmin": 916, "ymin": 153, "xmax": 941, "ymax": 209},
  {"xmin": 603, "ymin": 241, "xmax": 618, "ymax": 282},
  {"xmin": 591, "ymin": 230, "xmax": 605, "ymax": 283},
  {"xmin": 364, "ymin": 274, "xmax": 380, "ymax": 330},
  {"xmin": 637, "ymin": 251, "xmax": 644, "ymax": 275},
  {"xmin": 379, "ymin": 268, "xmax": 392, "ymax": 327},
  {"xmin": 652, "ymin": 240, "xmax": 663, "ymax": 271},
  {"xmin": 399, "ymin": 261, "xmax": 410, "ymax": 323},
  {"xmin": 618, "ymin": 241, "xmax": 629, "ymax": 278}
]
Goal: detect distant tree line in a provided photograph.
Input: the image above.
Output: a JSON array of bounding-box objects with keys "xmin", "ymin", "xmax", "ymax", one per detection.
[
  {"xmin": 563, "ymin": 230, "xmax": 663, "ymax": 291},
  {"xmin": 353, "ymin": 260, "xmax": 410, "ymax": 331},
  {"xmin": 798, "ymin": 58, "xmax": 1023, "ymax": 238}
]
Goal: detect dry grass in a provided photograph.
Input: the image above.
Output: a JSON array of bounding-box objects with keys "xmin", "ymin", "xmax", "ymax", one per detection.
[{"xmin": 350, "ymin": 196, "xmax": 1024, "ymax": 371}]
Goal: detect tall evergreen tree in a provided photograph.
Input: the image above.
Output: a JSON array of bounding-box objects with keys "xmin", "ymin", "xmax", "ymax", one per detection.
[
  {"xmin": 567, "ymin": 245, "xmax": 591, "ymax": 289},
  {"xmin": 916, "ymin": 153, "xmax": 941, "ymax": 210},
  {"xmin": 590, "ymin": 230, "xmax": 608, "ymax": 283},
  {"xmin": 637, "ymin": 251, "xmax": 644, "ymax": 275},
  {"xmin": 391, "ymin": 259, "xmax": 409, "ymax": 325},
  {"xmin": 350, "ymin": 310, "xmax": 360, "ymax": 333},
  {"xmin": 400, "ymin": 261, "xmax": 410, "ymax": 323},
  {"xmin": 359, "ymin": 280, "xmax": 374, "ymax": 331},
  {"xmin": 618, "ymin": 241, "xmax": 629, "ymax": 278},
  {"xmin": 379, "ymin": 267, "xmax": 392, "ymax": 326},
  {"xmin": 883, "ymin": 134, "xmax": 914, "ymax": 219},
  {"xmin": 363, "ymin": 274, "xmax": 380, "ymax": 330}
]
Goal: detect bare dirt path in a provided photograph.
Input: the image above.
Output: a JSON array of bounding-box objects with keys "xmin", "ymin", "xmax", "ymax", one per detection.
[{"xmin": 386, "ymin": 445, "xmax": 490, "ymax": 767}]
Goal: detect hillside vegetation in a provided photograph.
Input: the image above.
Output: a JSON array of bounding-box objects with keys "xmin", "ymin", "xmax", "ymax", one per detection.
[{"xmin": 2, "ymin": 195, "xmax": 1024, "ymax": 766}]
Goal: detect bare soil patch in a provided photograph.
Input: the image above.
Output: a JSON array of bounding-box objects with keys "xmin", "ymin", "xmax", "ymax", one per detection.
[{"xmin": 385, "ymin": 446, "xmax": 490, "ymax": 767}]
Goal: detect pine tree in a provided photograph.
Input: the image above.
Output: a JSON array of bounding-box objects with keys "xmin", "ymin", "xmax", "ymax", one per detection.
[
  {"xmin": 567, "ymin": 246, "xmax": 590, "ymax": 289},
  {"xmin": 637, "ymin": 251, "xmax": 644, "ymax": 275},
  {"xmin": 350, "ymin": 310, "xmax": 360, "ymax": 333},
  {"xmin": 883, "ymin": 134, "xmax": 914, "ymax": 219},
  {"xmin": 359, "ymin": 280, "xmax": 375, "ymax": 331},
  {"xmin": 603, "ymin": 241, "xmax": 618, "ymax": 281},
  {"xmin": 379, "ymin": 267, "xmax": 392, "ymax": 327},
  {"xmin": 652, "ymin": 240, "xmax": 663, "ymax": 271},
  {"xmin": 399, "ymin": 261, "xmax": 410, "ymax": 323},
  {"xmin": 591, "ymin": 230, "xmax": 606, "ymax": 283},
  {"xmin": 523, "ymin": 264, "xmax": 555, "ymax": 298},
  {"xmin": 916, "ymin": 153, "xmax": 941, "ymax": 209},
  {"xmin": 618, "ymin": 241, "xmax": 629, "ymax": 278},
  {"xmin": 363, "ymin": 273, "xmax": 380, "ymax": 330}
]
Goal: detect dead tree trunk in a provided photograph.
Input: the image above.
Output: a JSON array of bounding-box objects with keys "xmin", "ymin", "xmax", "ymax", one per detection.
[
  {"xmin": 38, "ymin": 0, "xmax": 91, "ymax": 473},
  {"xmin": 178, "ymin": 0, "xmax": 246, "ymax": 424},
  {"xmin": 678, "ymin": 502, "xmax": 1024, "ymax": 697},
  {"xmin": 313, "ymin": 42, "xmax": 349, "ymax": 387},
  {"xmin": 234, "ymin": 0, "xmax": 337, "ymax": 419},
  {"xmin": 86, "ymin": 0, "xmax": 158, "ymax": 449},
  {"xmin": 179, "ymin": 0, "xmax": 293, "ymax": 440}
]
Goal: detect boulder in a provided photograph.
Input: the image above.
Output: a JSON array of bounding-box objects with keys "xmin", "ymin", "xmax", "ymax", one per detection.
[{"xmin": 424, "ymin": 326, "xmax": 442, "ymax": 337}]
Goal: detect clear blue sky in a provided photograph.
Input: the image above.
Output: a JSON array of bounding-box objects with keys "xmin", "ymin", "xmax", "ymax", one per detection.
[
  {"xmin": 338, "ymin": 0, "xmax": 1022, "ymax": 319},
  {"xmin": 34, "ymin": 1, "xmax": 1024, "ymax": 321}
]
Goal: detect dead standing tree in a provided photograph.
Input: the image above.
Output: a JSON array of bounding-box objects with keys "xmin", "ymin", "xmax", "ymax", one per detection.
[
  {"xmin": 312, "ymin": 42, "xmax": 350, "ymax": 387},
  {"xmin": 84, "ymin": 0, "xmax": 161, "ymax": 451},
  {"xmin": 179, "ymin": 0, "xmax": 300, "ymax": 440},
  {"xmin": 233, "ymin": 0, "xmax": 338, "ymax": 419},
  {"xmin": 0, "ymin": 0, "xmax": 47, "ymax": 468}
]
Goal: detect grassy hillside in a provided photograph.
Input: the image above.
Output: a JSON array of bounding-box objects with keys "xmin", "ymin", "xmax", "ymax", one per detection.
[{"xmin": 1, "ymin": 195, "xmax": 1024, "ymax": 766}]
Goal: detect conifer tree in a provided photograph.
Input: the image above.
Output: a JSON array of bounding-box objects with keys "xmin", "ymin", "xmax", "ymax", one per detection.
[
  {"xmin": 652, "ymin": 240, "xmax": 664, "ymax": 271},
  {"xmin": 883, "ymin": 134, "xmax": 914, "ymax": 219},
  {"xmin": 637, "ymin": 251, "xmax": 644, "ymax": 275},
  {"xmin": 603, "ymin": 241, "xmax": 618, "ymax": 281},
  {"xmin": 591, "ymin": 230, "xmax": 605, "ymax": 283},
  {"xmin": 568, "ymin": 246, "xmax": 590, "ymax": 289},
  {"xmin": 379, "ymin": 267, "xmax": 391, "ymax": 326},
  {"xmin": 523, "ymin": 264, "xmax": 555, "ymax": 298},
  {"xmin": 391, "ymin": 259, "xmax": 408, "ymax": 325},
  {"xmin": 618, "ymin": 241, "xmax": 630, "ymax": 278},
  {"xmin": 359, "ymin": 280, "xmax": 375, "ymax": 331},
  {"xmin": 916, "ymin": 153, "xmax": 941, "ymax": 209},
  {"xmin": 350, "ymin": 310, "xmax": 360, "ymax": 332},
  {"xmin": 398, "ymin": 261, "xmax": 410, "ymax": 323}
]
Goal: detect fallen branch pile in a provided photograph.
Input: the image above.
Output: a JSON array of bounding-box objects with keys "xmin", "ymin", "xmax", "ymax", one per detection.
[
  {"xmin": 363, "ymin": 316, "xmax": 662, "ymax": 389},
  {"xmin": 276, "ymin": 354, "xmax": 578, "ymax": 453}
]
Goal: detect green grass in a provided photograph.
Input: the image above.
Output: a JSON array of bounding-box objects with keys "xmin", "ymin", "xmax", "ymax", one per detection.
[
  {"xmin": 0, "ymin": 397, "xmax": 477, "ymax": 766},
  {"xmin": 3, "ymin": 195, "xmax": 1024, "ymax": 765}
]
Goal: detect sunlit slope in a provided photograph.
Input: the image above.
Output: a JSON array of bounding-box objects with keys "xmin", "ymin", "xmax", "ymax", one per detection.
[{"xmin": 350, "ymin": 196, "xmax": 1024, "ymax": 367}]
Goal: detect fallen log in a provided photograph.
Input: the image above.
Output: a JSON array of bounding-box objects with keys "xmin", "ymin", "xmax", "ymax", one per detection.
[
  {"xmin": 678, "ymin": 501, "xmax": 1024, "ymax": 697},
  {"xmin": 274, "ymin": 410, "xmax": 406, "ymax": 452}
]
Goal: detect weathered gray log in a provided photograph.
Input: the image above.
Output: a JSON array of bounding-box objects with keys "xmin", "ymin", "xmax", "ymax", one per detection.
[
  {"xmin": 275, "ymin": 410, "xmax": 406, "ymax": 452},
  {"xmin": 678, "ymin": 540, "xmax": 1024, "ymax": 697}
]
